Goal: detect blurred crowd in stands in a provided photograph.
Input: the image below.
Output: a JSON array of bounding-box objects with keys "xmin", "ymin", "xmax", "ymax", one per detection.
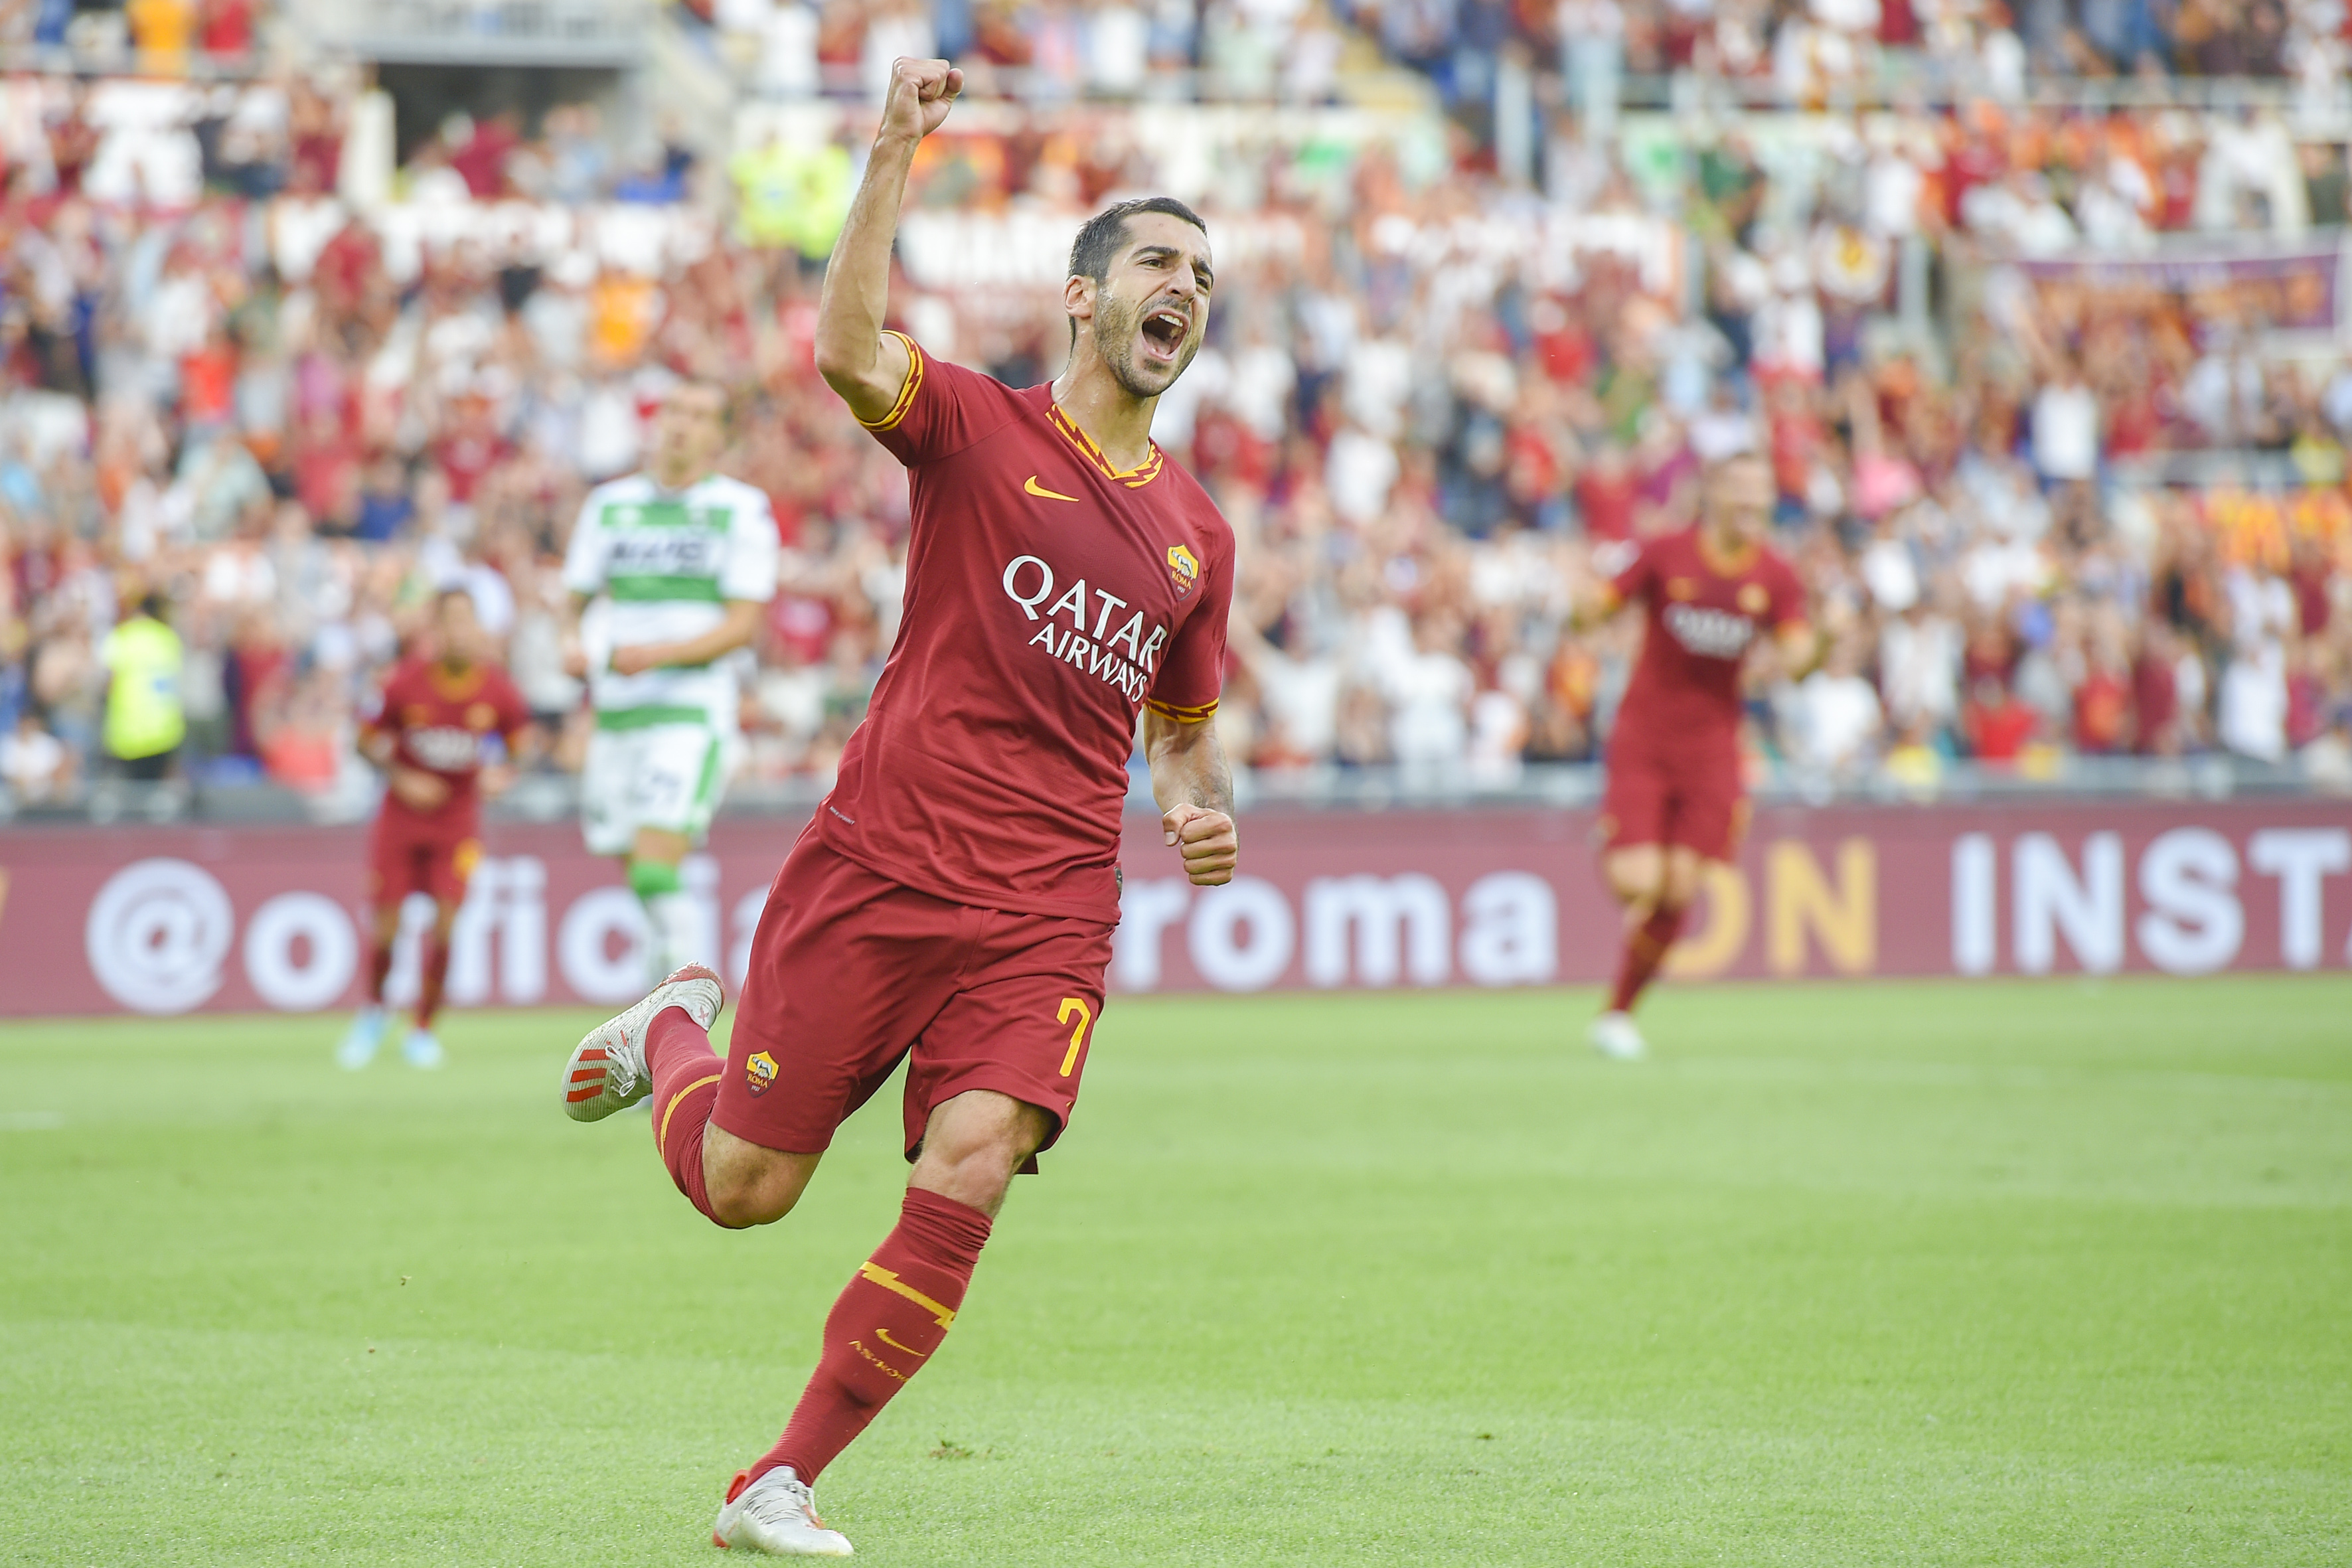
[{"xmin": 3, "ymin": 0, "xmax": 2352, "ymax": 814}]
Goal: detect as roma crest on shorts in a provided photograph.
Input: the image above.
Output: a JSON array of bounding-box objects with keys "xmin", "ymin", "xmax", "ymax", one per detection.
[
  {"xmin": 1737, "ymin": 582, "xmax": 1770, "ymax": 614},
  {"xmin": 745, "ymin": 1051, "xmax": 779, "ymax": 1097},
  {"xmin": 1166, "ymin": 544, "xmax": 1200, "ymax": 598}
]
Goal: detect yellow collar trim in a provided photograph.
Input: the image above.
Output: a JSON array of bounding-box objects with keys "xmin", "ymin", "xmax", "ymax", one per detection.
[{"xmin": 1049, "ymin": 403, "xmax": 1164, "ymax": 489}]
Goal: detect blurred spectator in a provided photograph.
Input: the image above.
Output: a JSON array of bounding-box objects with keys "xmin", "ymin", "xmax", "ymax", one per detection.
[
  {"xmin": 0, "ymin": 710, "xmax": 74, "ymax": 803},
  {"xmin": 2, "ymin": 17, "xmax": 2350, "ymax": 821},
  {"xmin": 99, "ymin": 593, "xmax": 185, "ymax": 780}
]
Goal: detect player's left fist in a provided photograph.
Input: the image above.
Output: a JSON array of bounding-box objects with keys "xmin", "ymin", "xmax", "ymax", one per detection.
[
  {"xmin": 609, "ymin": 643, "xmax": 660, "ymax": 676},
  {"xmin": 1162, "ymin": 803, "xmax": 1237, "ymax": 887}
]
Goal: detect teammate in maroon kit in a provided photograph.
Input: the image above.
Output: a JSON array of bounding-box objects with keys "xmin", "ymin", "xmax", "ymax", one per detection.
[
  {"xmin": 555, "ymin": 57, "xmax": 1238, "ymax": 1555},
  {"xmin": 339, "ymin": 589, "xmax": 536, "ymax": 1070},
  {"xmin": 1583, "ymin": 450, "xmax": 1814, "ymax": 1061}
]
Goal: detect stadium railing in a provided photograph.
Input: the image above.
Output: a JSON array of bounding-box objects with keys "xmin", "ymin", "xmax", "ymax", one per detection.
[{"xmin": 4, "ymin": 754, "xmax": 2339, "ymax": 832}]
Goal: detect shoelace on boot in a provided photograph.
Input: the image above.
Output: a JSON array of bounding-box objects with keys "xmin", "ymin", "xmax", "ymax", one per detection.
[{"xmin": 744, "ymin": 1478, "xmax": 826, "ymax": 1531}]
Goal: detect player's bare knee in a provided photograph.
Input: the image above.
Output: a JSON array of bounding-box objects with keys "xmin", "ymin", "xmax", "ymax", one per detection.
[
  {"xmin": 701, "ymin": 1138, "xmax": 813, "ymax": 1228},
  {"xmin": 912, "ymin": 1093, "xmax": 1050, "ymax": 1214},
  {"xmin": 705, "ymin": 1165, "xmax": 800, "ymax": 1229}
]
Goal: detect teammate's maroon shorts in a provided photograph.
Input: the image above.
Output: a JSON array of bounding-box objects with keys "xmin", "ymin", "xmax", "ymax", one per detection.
[
  {"xmin": 713, "ymin": 832, "xmax": 1115, "ymax": 1168},
  {"xmin": 367, "ymin": 807, "xmax": 481, "ymax": 909},
  {"xmin": 1599, "ymin": 739, "xmax": 1749, "ymax": 861}
]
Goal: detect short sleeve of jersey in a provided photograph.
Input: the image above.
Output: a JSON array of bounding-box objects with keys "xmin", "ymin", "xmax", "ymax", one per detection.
[
  {"xmin": 1144, "ymin": 539, "xmax": 1232, "ymax": 724},
  {"xmin": 492, "ymin": 668, "xmax": 534, "ymax": 737},
  {"xmin": 1608, "ymin": 539, "xmax": 1658, "ymax": 607},
  {"xmin": 1769, "ymin": 555, "xmax": 1808, "ymax": 629},
  {"xmin": 718, "ymin": 488, "xmax": 782, "ymax": 603},
  {"xmin": 858, "ymin": 333, "xmax": 1022, "ymax": 467},
  {"xmin": 360, "ymin": 663, "xmax": 414, "ymax": 740},
  {"xmin": 560, "ymin": 490, "xmax": 611, "ymax": 596}
]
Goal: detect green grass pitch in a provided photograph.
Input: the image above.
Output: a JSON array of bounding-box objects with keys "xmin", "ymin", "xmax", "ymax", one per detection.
[{"xmin": 3, "ymin": 977, "xmax": 2347, "ymax": 1565}]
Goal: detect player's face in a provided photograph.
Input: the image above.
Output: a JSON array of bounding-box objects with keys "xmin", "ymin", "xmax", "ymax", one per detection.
[
  {"xmin": 1704, "ymin": 456, "xmax": 1774, "ymax": 544},
  {"xmin": 1085, "ymin": 213, "xmax": 1214, "ymax": 402},
  {"xmin": 651, "ymin": 385, "xmax": 728, "ymax": 483},
  {"xmin": 435, "ymin": 594, "xmax": 482, "ymax": 664}
]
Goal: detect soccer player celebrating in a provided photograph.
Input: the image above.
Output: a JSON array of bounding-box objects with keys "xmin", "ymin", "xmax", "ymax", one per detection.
[
  {"xmin": 340, "ymin": 589, "xmax": 536, "ymax": 1069},
  {"xmin": 562, "ymin": 380, "xmax": 780, "ymax": 982},
  {"xmin": 557, "ymin": 57, "xmax": 1238, "ymax": 1556},
  {"xmin": 1583, "ymin": 449, "xmax": 1813, "ymax": 1061}
]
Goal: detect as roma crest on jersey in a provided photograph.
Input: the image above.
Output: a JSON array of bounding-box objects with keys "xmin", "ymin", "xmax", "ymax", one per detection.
[
  {"xmin": 465, "ymin": 701, "xmax": 497, "ymax": 731},
  {"xmin": 1166, "ymin": 544, "xmax": 1200, "ymax": 598},
  {"xmin": 1737, "ymin": 582, "xmax": 1770, "ymax": 614}
]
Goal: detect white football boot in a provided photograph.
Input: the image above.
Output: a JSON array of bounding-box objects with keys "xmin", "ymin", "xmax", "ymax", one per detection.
[
  {"xmin": 337, "ymin": 1006, "xmax": 388, "ymax": 1071},
  {"xmin": 1587, "ymin": 1009, "xmax": 1648, "ymax": 1061},
  {"xmin": 714, "ymin": 1466, "xmax": 853, "ymax": 1556},
  {"xmin": 401, "ymin": 1027, "xmax": 445, "ymax": 1069},
  {"xmin": 560, "ymin": 963, "xmax": 723, "ymax": 1122}
]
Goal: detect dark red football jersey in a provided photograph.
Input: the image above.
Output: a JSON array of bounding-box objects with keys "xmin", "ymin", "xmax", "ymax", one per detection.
[
  {"xmin": 1608, "ymin": 527, "xmax": 1806, "ymax": 754},
  {"xmin": 822, "ymin": 333, "xmax": 1234, "ymax": 923},
  {"xmin": 362, "ymin": 657, "xmax": 532, "ymax": 831}
]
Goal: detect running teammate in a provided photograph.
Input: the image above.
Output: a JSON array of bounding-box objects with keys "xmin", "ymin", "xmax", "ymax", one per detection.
[
  {"xmin": 1584, "ymin": 449, "xmax": 1814, "ymax": 1060},
  {"xmin": 556, "ymin": 57, "xmax": 1238, "ymax": 1556},
  {"xmin": 563, "ymin": 380, "xmax": 780, "ymax": 982},
  {"xmin": 340, "ymin": 589, "xmax": 535, "ymax": 1069}
]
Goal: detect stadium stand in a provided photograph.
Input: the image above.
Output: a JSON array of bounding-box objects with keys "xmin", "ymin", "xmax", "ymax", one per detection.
[{"xmin": 1, "ymin": 0, "xmax": 2349, "ymax": 823}]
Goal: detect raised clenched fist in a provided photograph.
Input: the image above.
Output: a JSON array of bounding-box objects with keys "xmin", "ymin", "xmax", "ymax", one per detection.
[{"xmin": 880, "ymin": 57, "xmax": 963, "ymax": 146}]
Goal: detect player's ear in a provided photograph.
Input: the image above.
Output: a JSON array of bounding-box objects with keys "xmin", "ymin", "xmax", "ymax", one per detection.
[{"xmin": 1063, "ymin": 273, "xmax": 1094, "ymax": 331}]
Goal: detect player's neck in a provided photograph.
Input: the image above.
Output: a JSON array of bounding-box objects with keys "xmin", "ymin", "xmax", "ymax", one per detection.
[
  {"xmin": 648, "ymin": 462, "xmax": 710, "ymax": 493},
  {"xmin": 1697, "ymin": 520, "xmax": 1759, "ymax": 576},
  {"xmin": 1050, "ymin": 357, "xmax": 1157, "ymax": 474},
  {"xmin": 434, "ymin": 656, "xmax": 475, "ymax": 679}
]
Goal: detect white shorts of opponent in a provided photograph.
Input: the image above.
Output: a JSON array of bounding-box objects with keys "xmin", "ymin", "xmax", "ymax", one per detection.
[{"xmin": 580, "ymin": 719, "xmax": 734, "ymax": 857}]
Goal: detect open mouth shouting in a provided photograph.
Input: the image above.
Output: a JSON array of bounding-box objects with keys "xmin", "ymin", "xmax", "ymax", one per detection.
[{"xmin": 1138, "ymin": 302, "xmax": 1190, "ymax": 366}]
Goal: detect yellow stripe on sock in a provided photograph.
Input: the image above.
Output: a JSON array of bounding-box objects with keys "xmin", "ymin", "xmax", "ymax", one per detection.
[
  {"xmin": 858, "ymin": 1262, "xmax": 957, "ymax": 1328},
  {"xmin": 659, "ymin": 1073, "xmax": 723, "ymax": 1146}
]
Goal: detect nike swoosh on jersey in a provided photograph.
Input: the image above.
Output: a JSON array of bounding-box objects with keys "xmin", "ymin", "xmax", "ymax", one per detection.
[{"xmin": 1024, "ymin": 475, "xmax": 1081, "ymax": 503}]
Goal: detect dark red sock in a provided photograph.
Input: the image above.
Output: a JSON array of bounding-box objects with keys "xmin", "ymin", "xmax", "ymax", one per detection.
[
  {"xmin": 366, "ymin": 927, "xmax": 394, "ymax": 1004},
  {"xmin": 414, "ymin": 935, "xmax": 450, "ymax": 1028},
  {"xmin": 647, "ymin": 1005, "xmax": 724, "ymax": 1223},
  {"xmin": 747, "ymin": 1188, "xmax": 993, "ymax": 1488},
  {"xmin": 1608, "ymin": 903, "xmax": 1687, "ymax": 1014}
]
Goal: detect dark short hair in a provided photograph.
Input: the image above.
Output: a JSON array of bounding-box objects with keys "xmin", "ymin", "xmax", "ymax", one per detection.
[{"xmin": 1067, "ymin": 196, "xmax": 1209, "ymax": 286}]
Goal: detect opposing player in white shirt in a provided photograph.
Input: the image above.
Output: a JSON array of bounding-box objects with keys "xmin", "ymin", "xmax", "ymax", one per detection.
[{"xmin": 563, "ymin": 380, "xmax": 780, "ymax": 980}]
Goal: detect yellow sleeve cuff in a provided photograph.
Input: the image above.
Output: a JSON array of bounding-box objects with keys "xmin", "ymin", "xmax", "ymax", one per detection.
[{"xmin": 857, "ymin": 331, "xmax": 925, "ymax": 432}]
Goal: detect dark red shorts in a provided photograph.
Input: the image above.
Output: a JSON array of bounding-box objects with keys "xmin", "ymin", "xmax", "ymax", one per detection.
[
  {"xmin": 1599, "ymin": 742, "xmax": 1748, "ymax": 862},
  {"xmin": 713, "ymin": 832, "xmax": 1115, "ymax": 1166},
  {"xmin": 367, "ymin": 809, "xmax": 481, "ymax": 908}
]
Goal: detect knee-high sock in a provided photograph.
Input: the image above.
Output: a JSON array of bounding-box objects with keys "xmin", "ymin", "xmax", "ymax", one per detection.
[
  {"xmin": 366, "ymin": 927, "xmax": 394, "ymax": 1006},
  {"xmin": 646, "ymin": 892, "xmax": 703, "ymax": 978},
  {"xmin": 747, "ymin": 1188, "xmax": 993, "ymax": 1488},
  {"xmin": 646, "ymin": 1004, "xmax": 724, "ymax": 1223},
  {"xmin": 415, "ymin": 934, "xmax": 451, "ymax": 1028},
  {"xmin": 627, "ymin": 858, "xmax": 704, "ymax": 981},
  {"xmin": 1608, "ymin": 903, "xmax": 1686, "ymax": 1014}
]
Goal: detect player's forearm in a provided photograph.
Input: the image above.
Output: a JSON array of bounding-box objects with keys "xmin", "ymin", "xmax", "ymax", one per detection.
[
  {"xmin": 1144, "ymin": 712, "xmax": 1234, "ymax": 819},
  {"xmin": 813, "ymin": 134, "xmax": 919, "ymax": 400},
  {"xmin": 623, "ymin": 601, "xmax": 763, "ymax": 671}
]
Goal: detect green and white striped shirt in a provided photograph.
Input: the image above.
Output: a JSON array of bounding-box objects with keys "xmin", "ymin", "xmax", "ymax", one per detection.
[{"xmin": 562, "ymin": 471, "xmax": 781, "ymax": 726}]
